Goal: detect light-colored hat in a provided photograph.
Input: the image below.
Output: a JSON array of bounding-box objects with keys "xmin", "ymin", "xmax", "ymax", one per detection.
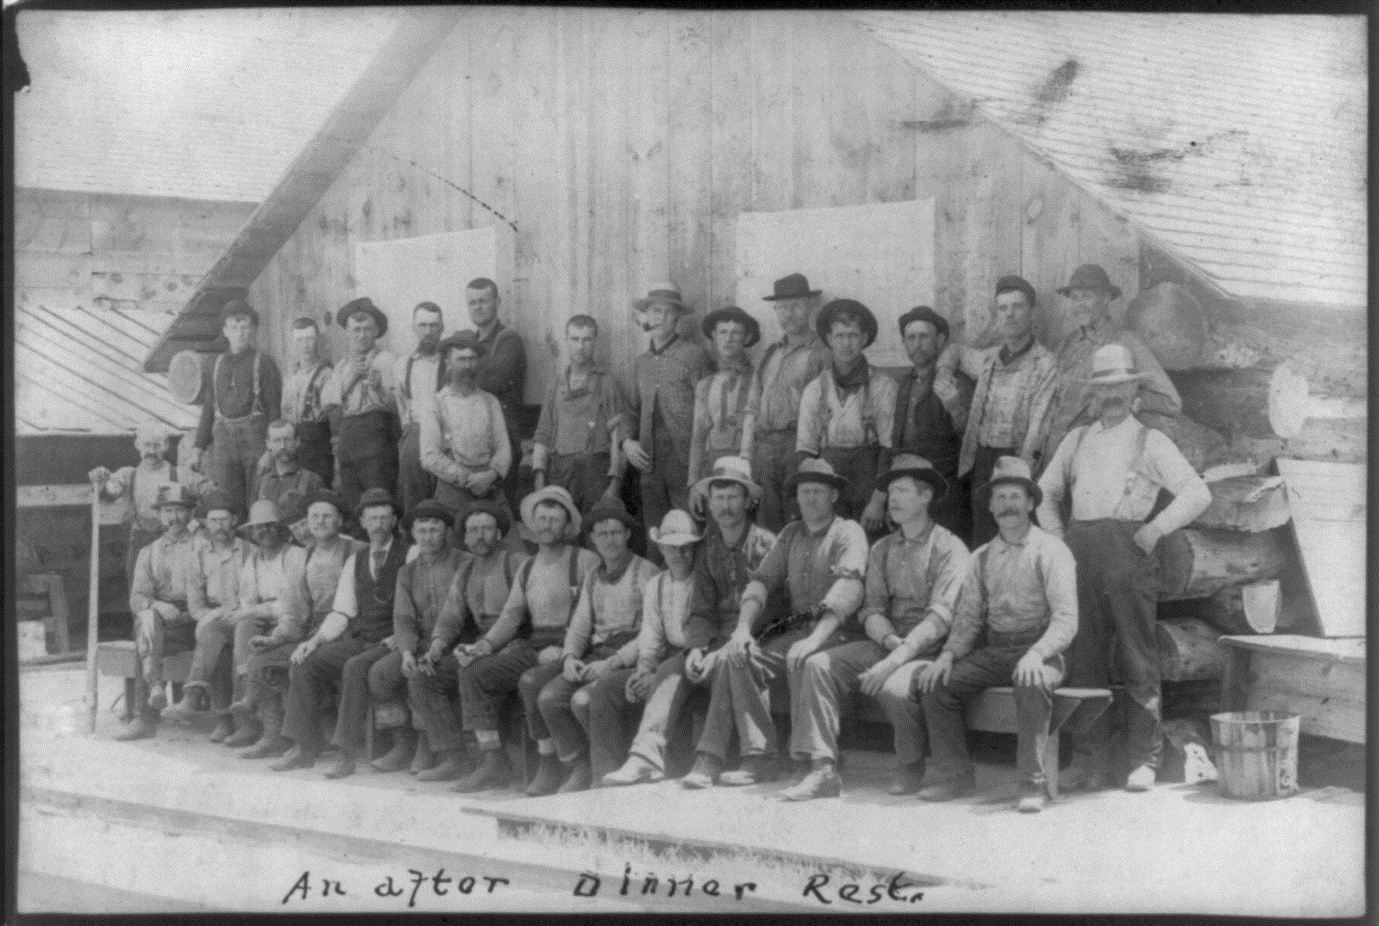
[
  {"xmin": 650, "ymin": 510, "xmax": 701, "ymax": 547},
  {"xmin": 1080, "ymin": 343, "xmax": 1147, "ymax": 387},
  {"xmin": 878, "ymin": 453, "xmax": 948, "ymax": 501},
  {"xmin": 690, "ymin": 456, "xmax": 762, "ymax": 515},
  {"xmin": 786, "ymin": 457, "xmax": 848, "ymax": 493},
  {"xmin": 134, "ymin": 420, "xmax": 172, "ymax": 444},
  {"xmin": 237, "ymin": 500, "xmax": 290, "ymax": 540},
  {"xmin": 977, "ymin": 455, "xmax": 1043, "ymax": 509},
  {"xmin": 520, "ymin": 486, "xmax": 582, "ymax": 542},
  {"xmin": 633, "ymin": 281, "xmax": 691, "ymax": 314}
]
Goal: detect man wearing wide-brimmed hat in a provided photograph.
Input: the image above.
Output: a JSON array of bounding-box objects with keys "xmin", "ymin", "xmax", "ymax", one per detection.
[
  {"xmin": 687, "ymin": 305, "xmax": 762, "ymax": 487},
  {"xmin": 746, "ymin": 273, "xmax": 831, "ymax": 531},
  {"xmin": 917, "ymin": 455, "xmax": 1078, "ymax": 813},
  {"xmin": 622, "ymin": 281, "xmax": 712, "ymax": 539},
  {"xmin": 187, "ymin": 299, "xmax": 283, "ymax": 519},
  {"xmin": 113, "ymin": 483, "xmax": 204, "ymax": 741},
  {"xmin": 321, "ymin": 296, "xmax": 401, "ymax": 511},
  {"xmin": 796, "ymin": 298, "xmax": 899, "ymax": 536},
  {"xmin": 444, "ymin": 487, "xmax": 599, "ymax": 792},
  {"xmin": 1037, "ymin": 344, "xmax": 1209, "ymax": 794},
  {"xmin": 683, "ymin": 458, "xmax": 868, "ymax": 793},
  {"xmin": 783, "ymin": 455, "xmax": 970, "ymax": 800},
  {"xmin": 1040, "ymin": 264, "xmax": 1181, "ymax": 468},
  {"xmin": 419, "ymin": 330, "xmax": 514, "ymax": 531}
]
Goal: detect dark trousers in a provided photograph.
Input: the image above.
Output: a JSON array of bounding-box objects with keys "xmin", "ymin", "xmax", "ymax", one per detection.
[
  {"xmin": 295, "ymin": 420, "xmax": 334, "ymax": 488},
  {"xmin": 571, "ymin": 667, "xmax": 640, "ymax": 780},
  {"xmin": 453, "ymin": 640, "xmax": 539, "ymax": 743},
  {"xmin": 752, "ymin": 430, "xmax": 801, "ymax": 533},
  {"xmin": 521, "ymin": 641, "xmax": 623, "ymax": 760},
  {"xmin": 969, "ymin": 444, "xmax": 1015, "ymax": 548},
  {"xmin": 921, "ymin": 631, "xmax": 1064, "ymax": 788},
  {"xmin": 245, "ymin": 639, "xmax": 296, "ymax": 738},
  {"xmin": 232, "ymin": 613, "xmax": 276, "ymax": 703},
  {"xmin": 210, "ymin": 413, "xmax": 269, "ymax": 519},
  {"xmin": 1065, "ymin": 519, "xmax": 1162, "ymax": 772},
  {"xmin": 409, "ymin": 653, "xmax": 464, "ymax": 753},
  {"xmin": 124, "ymin": 524, "xmax": 161, "ymax": 598},
  {"xmin": 338, "ymin": 411, "xmax": 399, "ymax": 514},
  {"xmin": 282, "ymin": 636, "xmax": 367, "ymax": 752},
  {"xmin": 547, "ymin": 451, "xmax": 612, "ymax": 516},
  {"xmin": 794, "ymin": 639, "xmax": 930, "ymax": 767},
  {"xmin": 640, "ymin": 421, "xmax": 689, "ymax": 543},
  {"xmin": 398, "ymin": 423, "xmax": 435, "ymax": 515},
  {"xmin": 330, "ymin": 641, "xmax": 397, "ymax": 753},
  {"xmin": 821, "ymin": 445, "xmax": 882, "ymax": 524},
  {"xmin": 132, "ymin": 612, "xmax": 196, "ymax": 722},
  {"xmin": 185, "ymin": 613, "xmax": 237, "ymax": 710}
]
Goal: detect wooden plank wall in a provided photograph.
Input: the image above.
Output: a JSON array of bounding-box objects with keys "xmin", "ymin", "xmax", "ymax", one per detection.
[{"xmin": 247, "ymin": 9, "xmax": 1140, "ymax": 403}]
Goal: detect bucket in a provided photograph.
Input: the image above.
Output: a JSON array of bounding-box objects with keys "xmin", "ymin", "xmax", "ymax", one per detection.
[{"xmin": 1209, "ymin": 711, "xmax": 1300, "ymax": 800}]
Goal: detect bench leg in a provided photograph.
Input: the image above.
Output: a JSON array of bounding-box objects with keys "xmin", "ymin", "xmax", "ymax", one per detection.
[
  {"xmin": 1045, "ymin": 733, "xmax": 1060, "ymax": 801},
  {"xmin": 364, "ymin": 704, "xmax": 375, "ymax": 761}
]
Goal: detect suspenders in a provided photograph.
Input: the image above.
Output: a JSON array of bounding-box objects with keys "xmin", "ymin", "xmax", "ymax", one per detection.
[
  {"xmin": 214, "ymin": 351, "xmax": 264, "ymax": 417},
  {"xmin": 514, "ymin": 546, "xmax": 583, "ymax": 615},
  {"xmin": 814, "ymin": 366, "xmax": 877, "ymax": 450}
]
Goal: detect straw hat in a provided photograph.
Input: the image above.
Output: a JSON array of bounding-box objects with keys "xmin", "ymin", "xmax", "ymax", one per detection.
[
  {"xmin": 237, "ymin": 500, "xmax": 290, "ymax": 541},
  {"xmin": 649, "ymin": 510, "xmax": 701, "ymax": 547},
  {"xmin": 519, "ymin": 486, "xmax": 583, "ymax": 542},
  {"xmin": 977, "ymin": 455, "xmax": 1043, "ymax": 509},
  {"xmin": 1079, "ymin": 343, "xmax": 1147, "ymax": 387},
  {"xmin": 690, "ymin": 456, "xmax": 762, "ymax": 515}
]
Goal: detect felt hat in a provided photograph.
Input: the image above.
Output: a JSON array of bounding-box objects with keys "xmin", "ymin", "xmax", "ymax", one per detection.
[
  {"xmin": 336, "ymin": 297, "xmax": 389, "ymax": 337},
  {"xmin": 762, "ymin": 272, "xmax": 821, "ymax": 302},
  {"xmin": 1057, "ymin": 264, "xmax": 1122, "ymax": 300},
  {"xmin": 195, "ymin": 488, "xmax": 236, "ymax": 520},
  {"xmin": 237, "ymin": 499, "xmax": 290, "ymax": 541},
  {"xmin": 404, "ymin": 499, "xmax": 456, "ymax": 531},
  {"xmin": 649, "ymin": 509, "xmax": 702, "ymax": 547},
  {"xmin": 633, "ymin": 281, "xmax": 691, "ymax": 314},
  {"xmin": 701, "ymin": 305, "xmax": 762, "ymax": 348},
  {"xmin": 155, "ymin": 483, "xmax": 196, "ymax": 510},
  {"xmin": 438, "ymin": 330, "xmax": 488, "ymax": 359},
  {"xmin": 354, "ymin": 487, "xmax": 402, "ymax": 520},
  {"xmin": 585, "ymin": 497, "xmax": 641, "ymax": 535},
  {"xmin": 302, "ymin": 490, "xmax": 348, "ymax": 520},
  {"xmin": 815, "ymin": 298, "xmax": 878, "ymax": 349},
  {"xmin": 977, "ymin": 455, "xmax": 1043, "ymax": 509},
  {"xmin": 134, "ymin": 420, "xmax": 172, "ymax": 444},
  {"xmin": 219, "ymin": 299, "xmax": 260, "ymax": 327},
  {"xmin": 995, "ymin": 274, "xmax": 1038, "ymax": 306},
  {"xmin": 1079, "ymin": 343, "xmax": 1147, "ymax": 387},
  {"xmin": 877, "ymin": 453, "xmax": 949, "ymax": 502},
  {"xmin": 520, "ymin": 486, "xmax": 583, "ymax": 541},
  {"xmin": 690, "ymin": 456, "xmax": 762, "ymax": 515},
  {"xmin": 897, "ymin": 305, "xmax": 950, "ymax": 340},
  {"xmin": 785, "ymin": 457, "xmax": 848, "ymax": 494},
  {"xmin": 457, "ymin": 498, "xmax": 512, "ymax": 537}
]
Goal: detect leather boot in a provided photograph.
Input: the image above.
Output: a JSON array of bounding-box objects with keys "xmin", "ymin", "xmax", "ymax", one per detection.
[
  {"xmin": 454, "ymin": 749, "xmax": 512, "ymax": 793},
  {"xmin": 680, "ymin": 753, "xmax": 723, "ymax": 790},
  {"xmin": 271, "ymin": 744, "xmax": 319, "ymax": 772},
  {"xmin": 163, "ymin": 685, "xmax": 206, "ymax": 719},
  {"xmin": 113, "ymin": 715, "xmax": 158, "ymax": 741},
  {"xmin": 525, "ymin": 753, "xmax": 564, "ymax": 796},
  {"xmin": 146, "ymin": 680, "xmax": 168, "ymax": 712},
  {"xmin": 223, "ymin": 717, "xmax": 262, "ymax": 748},
  {"xmin": 888, "ymin": 760, "xmax": 925, "ymax": 796},
  {"xmin": 370, "ymin": 728, "xmax": 416, "ymax": 773},
  {"xmin": 240, "ymin": 735, "xmax": 291, "ymax": 759},
  {"xmin": 409, "ymin": 734, "xmax": 437, "ymax": 775},
  {"xmin": 416, "ymin": 749, "xmax": 468, "ymax": 782},
  {"xmin": 557, "ymin": 757, "xmax": 592, "ymax": 794},
  {"xmin": 324, "ymin": 749, "xmax": 357, "ymax": 779},
  {"xmin": 208, "ymin": 716, "xmax": 235, "ymax": 744}
]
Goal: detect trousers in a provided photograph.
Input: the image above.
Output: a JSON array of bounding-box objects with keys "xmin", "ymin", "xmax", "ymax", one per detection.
[
  {"xmin": 969, "ymin": 444, "xmax": 1016, "ymax": 548},
  {"xmin": 523, "ymin": 641, "xmax": 623, "ymax": 761},
  {"xmin": 282, "ymin": 636, "xmax": 367, "ymax": 751},
  {"xmin": 185, "ymin": 611, "xmax": 239, "ymax": 710},
  {"xmin": 397, "ymin": 422, "xmax": 436, "ymax": 515},
  {"xmin": 338, "ymin": 411, "xmax": 399, "ymax": 514},
  {"xmin": 330, "ymin": 643, "xmax": 407, "ymax": 752},
  {"xmin": 547, "ymin": 451, "xmax": 612, "ymax": 517},
  {"xmin": 639, "ymin": 419, "xmax": 689, "ymax": 544},
  {"xmin": 452, "ymin": 640, "xmax": 539, "ymax": 743},
  {"xmin": 752, "ymin": 429, "xmax": 801, "ymax": 533},
  {"xmin": 570, "ymin": 667, "xmax": 639, "ymax": 779},
  {"xmin": 295, "ymin": 420, "xmax": 334, "ymax": 488},
  {"xmin": 794, "ymin": 640, "xmax": 931, "ymax": 766},
  {"xmin": 133, "ymin": 609, "xmax": 196, "ymax": 721},
  {"xmin": 821, "ymin": 445, "xmax": 883, "ymax": 525},
  {"xmin": 626, "ymin": 649, "xmax": 703, "ymax": 772},
  {"xmin": 1065, "ymin": 519, "xmax": 1162, "ymax": 771},
  {"xmin": 210, "ymin": 413, "xmax": 269, "ymax": 519},
  {"xmin": 124, "ymin": 524, "xmax": 162, "ymax": 599},
  {"xmin": 921, "ymin": 631, "xmax": 1064, "ymax": 787}
]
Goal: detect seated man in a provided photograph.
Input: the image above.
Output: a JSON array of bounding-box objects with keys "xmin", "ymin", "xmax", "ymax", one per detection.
[
  {"xmin": 528, "ymin": 500, "xmax": 659, "ymax": 792},
  {"xmin": 113, "ymin": 484, "xmax": 203, "ymax": 741},
  {"xmin": 221, "ymin": 500, "xmax": 304, "ymax": 748},
  {"xmin": 783, "ymin": 455, "xmax": 969, "ymax": 801},
  {"xmin": 237, "ymin": 493, "xmax": 364, "ymax": 759},
  {"xmin": 683, "ymin": 458, "xmax": 868, "ymax": 792},
  {"xmin": 276, "ymin": 489, "xmax": 413, "ymax": 776},
  {"xmin": 916, "ymin": 457, "xmax": 1078, "ymax": 813},
  {"xmin": 446, "ymin": 488, "xmax": 598, "ymax": 791},
  {"xmin": 600, "ymin": 510, "xmax": 702, "ymax": 786},
  {"xmin": 169, "ymin": 490, "xmax": 250, "ymax": 739},
  {"xmin": 254, "ymin": 419, "xmax": 326, "ymax": 543},
  {"xmin": 367, "ymin": 499, "xmax": 468, "ymax": 777},
  {"xmin": 410, "ymin": 500, "xmax": 527, "ymax": 786}
]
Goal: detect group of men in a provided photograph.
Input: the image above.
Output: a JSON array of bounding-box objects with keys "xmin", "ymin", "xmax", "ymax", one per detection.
[{"xmin": 92, "ymin": 261, "xmax": 1213, "ymax": 812}]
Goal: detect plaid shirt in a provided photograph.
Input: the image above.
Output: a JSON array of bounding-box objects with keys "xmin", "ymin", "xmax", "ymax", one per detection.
[
  {"xmin": 957, "ymin": 341, "xmax": 1058, "ymax": 477},
  {"xmin": 632, "ymin": 334, "xmax": 711, "ymax": 459},
  {"xmin": 684, "ymin": 522, "xmax": 778, "ymax": 650}
]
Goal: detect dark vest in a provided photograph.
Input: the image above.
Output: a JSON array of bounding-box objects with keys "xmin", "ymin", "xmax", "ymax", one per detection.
[
  {"xmin": 892, "ymin": 367, "xmax": 963, "ymax": 476},
  {"xmin": 352, "ymin": 540, "xmax": 411, "ymax": 645}
]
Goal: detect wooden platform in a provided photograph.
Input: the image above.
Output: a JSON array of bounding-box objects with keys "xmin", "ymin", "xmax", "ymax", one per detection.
[{"xmin": 1219, "ymin": 634, "xmax": 1365, "ymax": 744}]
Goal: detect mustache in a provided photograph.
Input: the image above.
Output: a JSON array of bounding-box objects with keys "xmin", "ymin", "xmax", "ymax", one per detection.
[{"xmin": 996, "ymin": 506, "xmax": 1024, "ymax": 518}]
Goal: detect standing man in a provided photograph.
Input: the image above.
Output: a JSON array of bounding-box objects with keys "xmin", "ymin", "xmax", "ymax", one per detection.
[
  {"xmin": 1037, "ymin": 344, "xmax": 1210, "ymax": 793},
  {"xmin": 891, "ymin": 307, "xmax": 973, "ymax": 540},
  {"xmin": 396, "ymin": 302, "xmax": 446, "ymax": 514},
  {"xmin": 683, "ymin": 459, "xmax": 868, "ymax": 791},
  {"xmin": 466, "ymin": 279, "xmax": 527, "ymax": 502},
  {"xmin": 254, "ymin": 420, "xmax": 326, "ymax": 541},
  {"xmin": 687, "ymin": 306, "xmax": 761, "ymax": 487},
  {"xmin": 916, "ymin": 456, "xmax": 1078, "ymax": 813},
  {"xmin": 749, "ymin": 273, "xmax": 830, "ymax": 532},
  {"xmin": 1041, "ymin": 264, "xmax": 1181, "ymax": 468},
  {"xmin": 531, "ymin": 315, "xmax": 630, "ymax": 515},
  {"xmin": 952, "ymin": 276, "xmax": 1059, "ymax": 545},
  {"xmin": 322, "ymin": 297, "xmax": 400, "ymax": 512},
  {"xmin": 280, "ymin": 317, "xmax": 335, "ymax": 487},
  {"xmin": 796, "ymin": 299, "xmax": 898, "ymax": 535},
  {"xmin": 784, "ymin": 455, "xmax": 969, "ymax": 800},
  {"xmin": 113, "ymin": 484, "xmax": 203, "ymax": 741},
  {"xmin": 410, "ymin": 501, "xmax": 528, "ymax": 787},
  {"xmin": 622, "ymin": 282, "xmax": 712, "ymax": 536},
  {"xmin": 419, "ymin": 331, "xmax": 513, "ymax": 527},
  {"xmin": 189, "ymin": 300, "xmax": 283, "ymax": 518}
]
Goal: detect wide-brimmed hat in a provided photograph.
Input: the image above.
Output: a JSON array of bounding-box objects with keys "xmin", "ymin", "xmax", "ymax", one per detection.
[
  {"xmin": 520, "ymin": 486, "xmax": 582, "ymax": 541},
  {"xmin": 1079, "ymin": 343, "xmax": 1147, "ymax": 387},
  {"xmin": 650, "ymin": 509, "xmax": 701, "ymax": 547},
  {"xmin": 690, "ymin": 456, "xmax": 762, "ymax": 515},
  {"xmin": 457, "ymin": 498, "xmax": 512, "ymax": 537},
  {"xmin": 237, "ymin": 499, "xmax": 290, "ymax": 540},
  {"xmin": 762, "ymin": 273, "xmax": 821, "ymax": 302},
  {"xmin": 877, "ymin": 453, "xmax": 949, "ymax": 502},
  {"xmin": 995, "ymin": 274, "xmax": 1038, "ymax": 306},
  {"xmin": 195, "ymin": 488, "xmax": 236, "ymax": 520},
  {"xmin": 896, "ymin": 305, "xmax": 950, "ymax": 340},
  {"xmin": 219, "ymin": 299, "xmax": 260, "ymax": 327},
  {"xmin": 701, "ymin": 306, "xmax": 761, "ymax": 348},
  {"xmin": 155, "ymin": 483, "xmax": 196, "ymax": 510},
  {"xmin": 785, "ymin": 457, "xmax": 848, "ymax": 494},
  {"xmin": 354, "ymin": 488, "xmax": 402, "ymax": 520},
  {"xmin": 336, "ymin": 297, "xmax": 389, "ymax": 337},
  {"xmin": 404, "ymin": 499, "xmax": 456, "ymax": 531},
  {"xmin": 633, "ymin": 281, "xmax": 691, "ymax": 314},
  {"xmin": 302, "ymin": 490, "xmax": 348, "ymax": 519},
  {"xmin": 585, "ymin": 497, "xmax": 641, "ymax": 536},
  {"xmin": 1057, "ymin": 264, "xmax": 1122, "ymax": 300},
  {"xmin": 977, "ymin": 455, "xmax": 1043, "ymax": 509},
  {"xmin": 438, "ymin": 330, "xmax": 488, "ymax": 359},
  {"xmin": 815, "ymin": 298, "xmax": 878, "ymax": 349}
]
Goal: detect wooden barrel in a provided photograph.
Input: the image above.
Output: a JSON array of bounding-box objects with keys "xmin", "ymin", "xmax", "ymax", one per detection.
[
  {"xmin": 1210, "ymin": 711, "xmax": 1300, "ymax": 800},
  {"xmin": 168, "ymin": 349, "xmax": 210, "ymax": 404}
]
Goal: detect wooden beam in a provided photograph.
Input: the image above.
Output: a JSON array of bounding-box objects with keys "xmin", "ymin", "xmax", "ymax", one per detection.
[{"xmin": 18, "ymin": 485, "xmax": 126, "ymax": 525}]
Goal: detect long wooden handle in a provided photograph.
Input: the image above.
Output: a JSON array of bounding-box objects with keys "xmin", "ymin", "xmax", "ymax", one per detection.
[{"xmin": 85, "ymin": 486, "xmax": 101, "ymax": 734}]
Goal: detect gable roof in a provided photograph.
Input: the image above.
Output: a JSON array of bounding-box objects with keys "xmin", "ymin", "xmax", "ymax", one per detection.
[
  {"xmin": 15, "ymin": 8, "xmax": 401, "ymax": 202},
  {"xmin": 854, "ymin": 11, "xmax": 1366, "ymax": 309}
]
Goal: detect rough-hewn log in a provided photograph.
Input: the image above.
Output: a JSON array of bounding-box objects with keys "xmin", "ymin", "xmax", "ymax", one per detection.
[
  {"xmin": 1193, "ymin": 475, "xmax": 1291, "ymax": 532},
  {"xmin": 1155, "ymin": 527, "xmax": 1287, "ymax": 600},
  {"xmin": 1156, "ymin": 618, "xmax": 1229, "ymax": 682},
  {"xmin": 1126, "ymin": 281, "xmax": 1263, "ymax": 370},
  {"xmin": 1157, "ymin": 580, "xmax": 1281, "ymax": 635}
]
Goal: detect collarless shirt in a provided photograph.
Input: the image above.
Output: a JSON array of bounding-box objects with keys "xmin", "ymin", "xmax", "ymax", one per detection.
[
  {"xmin": 418, "ymin": 385, "xmax": 513, "ymax": 483},
  {"xmin": 277, "ymin": 534, "xmax": 366, "ymax": 641},
  {"xmin": 751, "ymin": 332, "xmax": 831, "ymax": 433},
  {"xmin": 689, "ymin": 356, "xmax": 758, "ymax": 482},
  {"xmin": 485, "ymin": 546, "xmax": 602, "ymax": 650},
  {"xmin": 860, "ymin": 522, "xmax": 970, "ymax": 648},
  {"xmin": 195, "ymin": 348, "xmax": 283, "ymax": 449},
  {"xmin": 796, "ymin": 365, "xmax": 899, "ymax": 453},
  {"xmin": 392, "ymin": 545, "xmax": 468, "ymax": 652},
  {"xmin": 321, "ymin": 347, "xmax": 398, "ymax": 418},
  {"xmin": 432, "ymin": 548, "xmax": 527, "ymax": 647},
  {"xmin": 563, "ymin": 553, "xmax": 660, "ymax": 667},
  {"xmin": 635, "ymin": 571, "xmax": 696, "ymax": 672},
  {"xmin": 238, "ymin": 544, "xmax": 305, "ymax": 614},
  {"xmin": 685, "ymin": 522, "xmax": 778, "ymax": 649},
  {"xmin": 282, "ymin": 360, "xmax": 333, "ymax": 424},
  {"xmin": 474, "ymin": 322, "xmax": 526, "ymax": 411},
  {"xmin": 255, "ymin": 461, "xmax": 324, "ymax": 508}
]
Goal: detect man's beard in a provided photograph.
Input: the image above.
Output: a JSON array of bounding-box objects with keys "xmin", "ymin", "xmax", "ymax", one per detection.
[
  {"xmin": 419, "ymin": 335, "xmax": 440, "ymax": 354},
  {"xmin": 468, "ymin": 539, "xmax": 496, "ymax": 558},
  {"xmin": 452, "ymin": 371, "xmax": 478, "ymax": 389}
]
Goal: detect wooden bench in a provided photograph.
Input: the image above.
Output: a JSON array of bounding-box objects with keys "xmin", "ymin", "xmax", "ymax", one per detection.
[{"xmin": 97, "ymin": 640, "xmax": 193, "ymax": 722}]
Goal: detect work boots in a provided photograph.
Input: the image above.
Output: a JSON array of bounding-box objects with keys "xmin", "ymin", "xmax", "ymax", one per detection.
[
  {"xmin": 240, "ymin": 700, "xmax": 289, "ymax": 759},
  {"xmin": 779, "ymin": 759, "xmax": 842, "ymax": 802},
  {"xmin": 409, "ymin": 734, "xmax": 437, "ymax": 775},
  {"xmin": 525, "ymin": 753, "xmax": 565, "ymax": 796},
  {"xmin": 680, "ymin": 753, "xmax": 723, "ymax": 790},
  {"xmin": 453, "ymin": 749, "xmax": 512, "ymax": 793},
  {"xmin": 113, "ymin": 715, "xmax": 158, "ymax": 741},
  {"xmin": 557, "ymin": 758, "xmax": 592, "ymax": 794},
  {"xmin": 324, "ymin": 749, "xmax": 357, "ymax": 780},
  {"xmin": 416, "ymin": 749, "xmax": 468, "ymax": 783},
  {"xmin": 223, "ymin": 716, "xmax": 262, "ymax": 748},
  {"xmin": 208, "ymin": 716, "xmax": 235, "ymax": 744},
  {"xmin": 371, "ymin": 729, "xmax": 417, "ymax": 773}
]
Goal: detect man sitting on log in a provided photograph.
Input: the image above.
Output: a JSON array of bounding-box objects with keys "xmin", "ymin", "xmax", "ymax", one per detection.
[
  {"xmin": 916, "ymin": 456, "xmax": 1078, "ymax": 813},
  {"xmin": 1036, "ymin": 344, "xmax": 1211, "ymax": 793}
]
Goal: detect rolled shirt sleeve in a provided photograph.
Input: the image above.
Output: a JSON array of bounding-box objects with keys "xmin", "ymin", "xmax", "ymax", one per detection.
[
  {"xmin": 901, "ymin": 532, "xmax": 970, "ymax": 654},
  {"xmin": 330, "ymin": 554, "xmax": 359, "ymax": 623},
  {"xmin": 482, "ymin": 571, "xmax": 530, "ymax": 652},
  {"xmin": 794, "ymin": 378, "xmax": 825, "ymax": 456},
  {"xmin": 819, "ymin": 519, "xmax": 869, "ymax": 622}
]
